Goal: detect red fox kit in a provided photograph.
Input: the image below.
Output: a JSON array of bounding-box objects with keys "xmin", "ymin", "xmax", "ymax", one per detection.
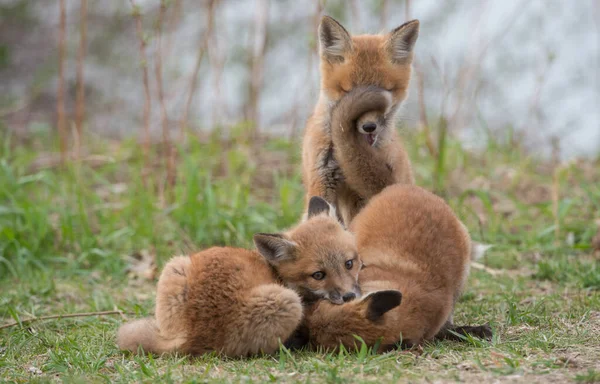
[
  {"xmin": 302, "ymin": 16, "xmax": 419, "ymax": 225},
  {"xmin": 116, "ymin": 197, "xmax": 361, "ymax": 357},
  {"xmin": 304, "ymin": 185, "xmax": 492, "ymax": 350}
]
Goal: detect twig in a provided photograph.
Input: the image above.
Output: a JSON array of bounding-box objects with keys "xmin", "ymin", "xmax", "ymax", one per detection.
[
  {"xmin": 447, "ymin": 0, "xmax": 526, "ymax": 132},
  {"xmin": 164, "ymin": 0, "xmax": 182, "ymax": 60},
  {"xmin": 290, "ymin": 0, "xmax": 321, "ymax": 139},
  {"xmin": 246, "ymin": 0, "xmax": 270, "ymax": 138},
  {"xmin": 154, "ymin": 0, "xmax": 173, "ymax": 201},
  {"xmin": 552, "ymin": 164, "xmax": 561, "ymax": 245},
  {"xmin": 471, "ymin": 262, "xmax": 503, "ymax": 276},
  {"xmin": 129, "ymin": 0, "xmax": 152, "ymax": 184},
  {"xmin": 1, "ymin": 310, "xmax": 124, "ymax": 330},
  {"xmin": 57, "ymin": 0, "xmax": 68, "ymax": 165},
  {"xmin": 75, "ymin": 0, "xmax": 88, "ymax": 161},
  {"xmin": 180, "ymin": 0, "xmax": 217, "ymax": 142},
  {"xmin": 208, "ymin": 6, "xmax": 226, "ymax": 130}
]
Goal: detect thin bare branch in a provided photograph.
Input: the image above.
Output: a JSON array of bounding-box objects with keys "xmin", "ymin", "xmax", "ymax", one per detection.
[
  {"xmin": 246, "ymin": 0, "xmax": 270, "ymax": 137},
  {"xmin": 129, "ymin": 0, "xmax": 151, "ymax": 181},
  {"xmin": 180, "ymin": 0, "xmax": 217, "ymax": 141},
  {"xmin": 290, "ymin": 0, "xmax": 322, "ymax": 139},
  {"xmin": 75, "ymin": 0, "xmax": 88, "ymax": 161},
  {"xmin": 0, "ymin": 310, "xmax": 124, "ymax": 330},
  {"xmin": 57, "ymin": 0, "xmax": 67, "ymax": 164},
  {"xmin": 154, "ymin": 0, "xmax": 174, "ymax": 198}
]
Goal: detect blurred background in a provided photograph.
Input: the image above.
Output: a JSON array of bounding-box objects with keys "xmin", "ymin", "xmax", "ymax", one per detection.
[
  {"xmin": 1, "ymin": 0, "xmax": 598, "ymax": 158},
  {"xmin": 2, "ymin": 3, "xmax": 599, "ymax": 380},
  {"xmin": 0, "ymin": 0, "xmax": 599, "ymax": 279}
]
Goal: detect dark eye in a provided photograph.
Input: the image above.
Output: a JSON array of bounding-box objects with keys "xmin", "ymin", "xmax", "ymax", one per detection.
[
  {"xmin": 345, "ymin": 260, "xmax": 353, "ymax": 270},
  {"xmin": 312, "ymin": 271, "xmax": 326, "ymax": 280}
]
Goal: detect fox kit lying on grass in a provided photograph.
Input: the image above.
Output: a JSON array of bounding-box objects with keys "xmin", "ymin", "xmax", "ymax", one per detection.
[
  {"xmin": 303, "ymin": 16, "xmax": 419, "ymax": 225},
  {"xmin": 304, "ymin": 185, "xmax": 492, "ymax": 350},
  {"xmin": 116, "ymin": 197, "xmax": 361, "ymax": 357}
]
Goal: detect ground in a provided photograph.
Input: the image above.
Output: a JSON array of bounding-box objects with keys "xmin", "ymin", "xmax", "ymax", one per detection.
[{"xmin": 1, "ymin": 129, "xmax": 599, "ymax": 383}]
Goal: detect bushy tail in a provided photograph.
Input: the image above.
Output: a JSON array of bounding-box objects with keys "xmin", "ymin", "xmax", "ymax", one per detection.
[
  {"xmin": 221, "ymin": 284, "xmax": 303, "ymax": 357},
  {"xmin": 117, "ymin": 317, "xmax": 185, "ymax": 355},
  {"xmin": 330, "ymin": 86, "xmax": 396, "ymax": 199}
]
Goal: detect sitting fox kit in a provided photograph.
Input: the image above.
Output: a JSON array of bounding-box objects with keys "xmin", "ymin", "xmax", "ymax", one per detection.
[
  {"xmin": 116, "ymin": 197, "xmax": 361, "ymax": 357},
  {"xmin": 302, "ymin": 16, "xmax": 418, "ymax": 225},
  {"xmin": 305, "ymin": 185, "xmax": 490, "ymax": 349}
]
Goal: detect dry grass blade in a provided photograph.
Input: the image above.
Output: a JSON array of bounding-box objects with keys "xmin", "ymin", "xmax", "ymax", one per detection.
[
  {"xmin": 57, "ymin": 0, "xmax": 68, "ymax": 164},
  {"xmin": 0, "ymin": 310, "xmax": 124, "ymax": 330},
  {"xmin": 75, "ymin": 0, "xmax": 88, "ymax": 161}
]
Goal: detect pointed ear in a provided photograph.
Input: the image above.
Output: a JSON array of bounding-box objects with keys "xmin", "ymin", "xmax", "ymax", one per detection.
[
  {"xmin": 307, "ymin": 196, "xmax": 333, "ymax": 219},
  {"xmin": 387, "ymin": 19, "xmax": 419, "ymax": 63},
  {"xmin": 319, "ymin": 16, "xmax": 352, "ymax": 63},
  {"xmin": 365, "ymin": 290, "xmax": 402, "ymax": 321},
  {"xmin": 253, "ymin": 233, "xmax": 297, "ymax": 265}
]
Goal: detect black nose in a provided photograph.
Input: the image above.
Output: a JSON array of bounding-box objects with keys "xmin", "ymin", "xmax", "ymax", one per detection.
[
  {"xmin": 362, "ymin": 123, "xmax": 376, "ymax": 133},
  {"xmin": 343, "ymin": 292, "xmax": 356, "ymax": 302}
]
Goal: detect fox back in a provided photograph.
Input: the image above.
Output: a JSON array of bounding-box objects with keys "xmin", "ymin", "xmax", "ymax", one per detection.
[{"xmin": 306, "ymin": 185, "xmax": 474, "ymax": 349}]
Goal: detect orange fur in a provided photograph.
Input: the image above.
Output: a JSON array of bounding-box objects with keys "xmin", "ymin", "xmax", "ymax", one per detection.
[
  {"xmin": 117, "ymin": 248, "xmax": 302, "ymax": 357},
  {"xmin": 116, "ymin": 197, "xmax": 361, "ymax": 357},
  {"xmin": 305, "ymin": 185, "xmax": 481, "ymax": 349},
  {"xmin": 302, "ymin": 17, "xmax": 419, "ymax": 225}
]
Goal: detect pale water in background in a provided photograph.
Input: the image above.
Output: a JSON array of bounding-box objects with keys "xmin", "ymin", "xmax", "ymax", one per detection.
[{"xmin": 1, "ymin": 0, "xmax": 598, "ymax": 158}]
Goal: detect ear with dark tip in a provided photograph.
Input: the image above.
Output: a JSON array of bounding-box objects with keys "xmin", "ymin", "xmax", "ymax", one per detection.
[
  {"xmin": 319, "ymin": 16, "xmax": 352, "ymax": 63},
  {"xmin": 307, "ymin": 196, "xmax": 332, "ymax": 219},
  {"xmin": 366, "ymin": 290, "xmax": 402, "ymax": 321},
  {"xmin": 387, "ymin": 19, "xmax": 419, "ymax": 63},
  {"xmin": 253, "ymin": 233, "xmax": 297, "ymax": 265}
]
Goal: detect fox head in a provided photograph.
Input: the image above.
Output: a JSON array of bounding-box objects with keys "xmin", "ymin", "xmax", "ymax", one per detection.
[
  {"xmin": 253, "ymin": 196, "xmax": 361, "ymax": 305},
  {"xmin": 318, "ymin": 16, "xmax": 419, "ymax": 144}
]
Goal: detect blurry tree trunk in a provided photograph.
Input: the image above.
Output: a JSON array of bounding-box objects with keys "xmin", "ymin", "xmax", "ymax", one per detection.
[
  {"xmin": 129, "ymin": 0, "xmax": 151, "ymax": 182},
  {"xmin": 57, "ymin": 0, "xmax": 67, "ymax": 164},
  {"xmin": 180, "ymin": 0, "xmax": 217, "ymax": 142},
  {"xmin": 75, "ymin": 0, "xmax": 88, "ymax": 161},
  {"xmin": 246, "ymin": 0, "xmax": 270, "ymax": 138}
]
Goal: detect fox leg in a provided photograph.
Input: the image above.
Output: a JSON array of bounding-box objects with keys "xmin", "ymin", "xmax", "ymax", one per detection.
[
  {"xmin": 223, "ymin": 284, "xmax": 303, "ymax": 357},
  {"xmin": 434, "ymin": 320, "xmax": 493, "ymax": 341},
  {"xmin": 155, "ymin": 256, "xmax": 191, "ymax": 338}
]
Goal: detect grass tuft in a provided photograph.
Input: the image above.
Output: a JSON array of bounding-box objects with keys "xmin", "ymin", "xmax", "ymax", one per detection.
[{"xmin": 1, "ymin": 130, "xmax": 599, "ymax": 382}]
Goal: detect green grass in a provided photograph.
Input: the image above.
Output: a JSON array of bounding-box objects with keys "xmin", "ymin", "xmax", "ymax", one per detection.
[{"xmin": 1, "ymin": 129, "xmax": 599, "ymax": 383}]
